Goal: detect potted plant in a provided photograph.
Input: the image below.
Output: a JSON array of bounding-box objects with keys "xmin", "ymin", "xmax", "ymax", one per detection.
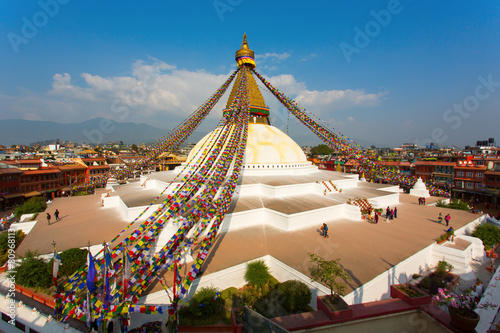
[
  {"xmin": 308, "ymin": 254, "xmax": 352, "ymax": 320},
  {"xmin": 390, "ymin": 273, "xmax": 431, "ymax": 306},
  {"xmin": 433, "ymin": 287, "xmax": 497, "ymax": 333}
]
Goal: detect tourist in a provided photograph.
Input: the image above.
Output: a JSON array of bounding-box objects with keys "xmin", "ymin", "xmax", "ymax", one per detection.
[
  {"xmin": 445, "ymin": 214, "xmax": 451, "ymax": 227},
  {"xmin": 418, "ymin": 197, "xmax": 421, "ymax": 205},
  {"xmin": 374, "ymin": 213, "xmax": 379, "ymax": 224},
  {"xmin": 394, "ymin": 207, "xmax": 398, "ymax": 219},
  {"xmin": 323, "ymin": 223, "xmax": 329, "ymax": 238},
  {"xmin": 386, "ymin": 206, "xmax": 390, "ymax": 219},
  {"xmin": 54, "ymin": 209, "xmax": 60, "ymax": 221},
  {"xmin": 438, "ymin": 213, "xmax": 443, "ymax": 224},
  {"xmin": 390, "ymin": 209, "xmax": 394, "ymax": 220},
  {"xmin": 46, "ymin": 213, "xmax": 51, "ymax": 225},
  {"xmin": 423, "ymin": 197, "xmax": 426, "ymax": 205}
]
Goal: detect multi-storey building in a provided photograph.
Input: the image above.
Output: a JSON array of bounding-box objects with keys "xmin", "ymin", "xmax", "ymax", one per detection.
[
  {"xmin": 414, "ymin": 161, "xmax": 434, "ymax": 182},
  {"xmin": 0, "ymin": 164, "xmax": 23, "ymax": 209},
  {"xmin": 485, "ymin": 161, "xmax": 500, "ymax": 205},
  {"xmin": 19, "ymin": 168, "xmax": 62, "ymax": 200},
  {"xmin": 74, "ymin": 158, "xmax": 110, "ymax": 181},
  {"xmin": 453, "ymin": 159, "xmax": 486, "ymax": 200},
  {"xmin": 432, "ymin": 161, "xmax": 455, "ymax": 190}
]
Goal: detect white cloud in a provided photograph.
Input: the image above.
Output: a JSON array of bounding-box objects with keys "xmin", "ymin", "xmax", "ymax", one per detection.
[
  {"xmin": 348, "ymin": 116, "xmax": 355, "ymax": 122},
  {"xmin": 257, "ymin": 52, "xmax": 291, "ymax": 61},
  {"xmin": 0, "ymin": 59, "xmax": 386, "ymax": 132},
  {"xmin": 300, "ymin": 53, "xmax": 317, "ymax": 62}
]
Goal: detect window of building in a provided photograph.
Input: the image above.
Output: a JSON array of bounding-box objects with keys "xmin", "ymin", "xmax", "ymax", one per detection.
[
  {"xmin": 476, "ymin": 183, "xmax": 483, "ymax": 189},
  {"xmin": 477, "ymin": 172, "xmax": 484, "ymax": 179},
  {"xmin": 466, "ymin": 171, "xmax": 474, "ymax": 178},
  {"xmin": 466, "ymin": 182, "xmax": 474, "ymax": 189},
  {"xmin": 456, "ymin": 180, "xmax": 463, "ymax": 188},
  {"xmin": 457, "ymin": 171, "xmax": 464, "ymax": 177}
]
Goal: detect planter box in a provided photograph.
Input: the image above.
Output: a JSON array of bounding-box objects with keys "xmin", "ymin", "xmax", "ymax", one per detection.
[
  {"xmin": 390, "ymin": 284, "xmax": 431, "ymax": 306},
  {"xmin": 317, "ymin": 295, "xmax": 353, "ymax": 321}
]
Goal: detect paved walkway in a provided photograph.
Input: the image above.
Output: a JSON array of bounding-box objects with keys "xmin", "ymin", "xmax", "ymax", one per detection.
[
  {"xmin": 146, "ymin": 193, "xmax": 485, "ymax": 295},
  {"xmin": 16, "ymin": 189, "xmax": 132, "ymax": 257}
]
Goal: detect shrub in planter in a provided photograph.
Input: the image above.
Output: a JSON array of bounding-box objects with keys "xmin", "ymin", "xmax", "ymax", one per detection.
[
  {"xmin": 191, "ymin": 286, "xmax": 224, "ymax": 317},
  {"xmin": 244, "ymin": 259, "xmax": 272, "ymax": 289},
  {"xmin": 220, "ymin": 287, "xmax": 238, "ymax": 301},
  {"xmin": 472, "ymin": 223, "xmax": 500, "ymax": 248},
  {"xmin": 420, "ymin": 276, "xmax": 431, "ymax": 290},
  {"xmin": 253, "ymin": 291, "xmax": 288, "ymax": 318},
  {"xmin": 275, "ymin": 280, "xmax": 311, "ymax": 313},
  {"xmin": 435, "ymin": 259, "xmax": 453, "ymax": 278},
  {"xmin": 178, "ymin": 286, "xmax": 224, "ymax": 326},
  {"xmin": 16, "ymin": 250, "xmax": 52, "ymax": 289}
]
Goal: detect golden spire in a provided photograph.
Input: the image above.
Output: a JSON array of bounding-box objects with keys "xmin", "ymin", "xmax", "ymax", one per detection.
[{"xmin": 224, "ymin": 34, "xmax": 270, "ymax": 123}]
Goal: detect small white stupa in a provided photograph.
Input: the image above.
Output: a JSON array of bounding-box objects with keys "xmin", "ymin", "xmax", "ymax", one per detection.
[{"xmin": 409, "ymin": 177, "xmax": 430, "ymax": 197}]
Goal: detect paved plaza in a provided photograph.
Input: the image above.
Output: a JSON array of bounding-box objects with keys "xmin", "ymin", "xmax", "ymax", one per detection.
[{"xmin": 14, "ymin": 189, "xmax": 487, "ymax": 297}]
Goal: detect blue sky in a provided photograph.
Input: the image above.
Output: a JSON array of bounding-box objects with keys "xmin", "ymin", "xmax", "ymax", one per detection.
[{"xmin": 1, "ymin": 1, "xmax": 499, "ymax": 148}]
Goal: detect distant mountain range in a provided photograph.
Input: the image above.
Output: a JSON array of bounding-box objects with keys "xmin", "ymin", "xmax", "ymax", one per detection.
[{"xmin": 0, "ymin": 118, "xmax": 179, "ymax": 146}]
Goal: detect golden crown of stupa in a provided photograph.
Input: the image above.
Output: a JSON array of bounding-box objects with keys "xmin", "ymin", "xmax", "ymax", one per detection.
[{"xmin": 224, "ymin": 34, "xmax": 270, "ymax": 122}]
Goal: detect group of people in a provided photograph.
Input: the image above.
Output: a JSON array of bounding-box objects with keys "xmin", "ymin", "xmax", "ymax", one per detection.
[
  {"xmin": 46, "ymin": 209, "xmax": 60, "ymax": 225},
  {"xmin": 372, "ymin": 206, "xmax": 398, "ymax": 224},
  {"xmin": 418, "ymin": 197, "xmax": 426, "ymax": 205},
  {"xmin": 437, "ymin": 213, "xmax": 451, "ymax": 226}
]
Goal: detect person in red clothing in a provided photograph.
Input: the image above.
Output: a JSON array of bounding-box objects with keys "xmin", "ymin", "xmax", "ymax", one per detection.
[{"xmin": 445, "ymin": 214, "xmax": 451, "ymax": 227}]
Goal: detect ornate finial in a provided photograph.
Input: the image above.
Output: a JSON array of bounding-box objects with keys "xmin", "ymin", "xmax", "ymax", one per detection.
[
  {"xmin": 235, "ymin": 33, "xmax": 255, "ymax": 68},
  {"xmin": 241, "ymin": 33, "xmax": 248, "ymax": 49}
]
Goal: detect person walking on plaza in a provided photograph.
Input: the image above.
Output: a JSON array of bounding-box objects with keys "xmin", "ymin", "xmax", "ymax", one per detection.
[
  {"xmin": 374, "ymin": 213, "xmax": 379, "ymax": 224},
  {"xmin": 423, "ymin": 197, "xmax": 426, "ymax": 205},
  {"xmin": 438, "ymin": 213, "xmax": 443, "ymax": 224},
  {"xmin": 321, "ymin": 223, "xmax": 329, "ymax": 238},
  {"xmin": 445, "ymin": 214, "xmax": 451, "ymax": 227},
  {"xmin": 389, "ymin": 209, "xmax": 394, "ymax": 220},
  {"xmin": 394, "ymin": 207, "xmax": 398, "ymax": 219},
  {"xmin": 386, "ymin": 206, "xmax": 390, "ymax": 219},
  {"xmin": 54, "ymin": 209, "xmax": 60, "ymax": 221},
  {"xmin": 46, "ymin": 213, "xmax": 51, "ymax": 225}
]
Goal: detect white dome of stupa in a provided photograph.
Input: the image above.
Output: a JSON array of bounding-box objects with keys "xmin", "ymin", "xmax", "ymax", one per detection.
[{"xmin": 187, "ymin": 123, "xmax": 311, "ymax": 170}]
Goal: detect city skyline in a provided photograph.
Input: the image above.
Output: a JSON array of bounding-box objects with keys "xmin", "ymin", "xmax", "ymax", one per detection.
[{"xmin": 1, "ymin": 1, "xmax": 499, "ymax": 148}]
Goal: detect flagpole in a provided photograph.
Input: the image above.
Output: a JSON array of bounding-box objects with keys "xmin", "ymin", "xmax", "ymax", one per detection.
[
  {"xmin": 86, "ymin": 241, "xmax": 92, "ymax": 332},
  {"xmin": 51, "ymin": 240, "xmax": 58, "ymax": 288},
  {"xmin": 102, "ymin": 241, "xmax": 109, "ymax": 333}
]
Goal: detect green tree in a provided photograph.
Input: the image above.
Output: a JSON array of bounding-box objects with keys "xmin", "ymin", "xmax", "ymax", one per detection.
[
  {"xmin": 14, "ymin": 197, "xmax": 47, "ymax": 218},
  {"xmin": 16, "ymin": 250, "xmax": 52, "ymax": 289},
  {"xmin": 0, "ymin": 230, "xmax": 25, "ymax": 266},
  {"xmin": 49, "ymin": 248, "xmax": 87, "ymax": 278},
  {"xmin": 131, "ymin": 144, "xmax": 138, "ymax": 152},
  {"xmin": 308, "ymin": 254, "xmax": 351, "ymax": 296},
  {"xmin": 310, "ymin": 144, "xmax": 333, "ymax": 157}
]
